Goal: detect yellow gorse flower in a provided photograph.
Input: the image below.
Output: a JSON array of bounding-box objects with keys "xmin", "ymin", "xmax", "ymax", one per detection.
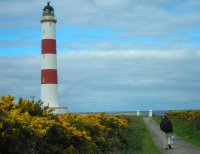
[{"xmin": 0, "ymin": 95, "xmax": 129, "ymax": 153}]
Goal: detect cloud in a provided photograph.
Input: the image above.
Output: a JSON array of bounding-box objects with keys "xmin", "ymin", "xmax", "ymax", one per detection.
[
  {"xmin": 0, "ymin": 51, "xmax": 200, "ymax": 111},
  {"xmin": 1, "ymin": 50, "xmax": 200, "ymax": 112},
  {"xmin": 0, "ymin": 55, "xmax": 40, "ymax": 100},
  {"xmin": 57, "ymin": 50, "xmax": 200, "ymax": 111},
  {"xmin": 56, "ymin": 51, "xmax": 198, "ymax": 108},
  {"xmin": 1, "ymin": 1, "xmax": 200, "ymax": 112},
  {"xmin": 2, "ymin": 1, "xmax": 200, "ymax": 33},
  {"xmin": 1, "ymin": 0, "xmax": 200, "ymax": 54}
]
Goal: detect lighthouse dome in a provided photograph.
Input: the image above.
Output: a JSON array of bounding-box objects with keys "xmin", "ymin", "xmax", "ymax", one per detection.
[{"xmin": 43, "ymin": 2, "xmax": 54, "ymax": 16}]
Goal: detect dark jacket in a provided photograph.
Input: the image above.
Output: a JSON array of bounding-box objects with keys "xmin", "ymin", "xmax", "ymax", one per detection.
[{"xmin": 160, "ymin": 117, "xmax": 173, "ymax": 133}]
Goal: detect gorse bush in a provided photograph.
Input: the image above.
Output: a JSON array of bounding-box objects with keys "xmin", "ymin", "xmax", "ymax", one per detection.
[
  {"xmin": 167, "ymin": 110, "xmax": 200, "ymax": 131},
  {"xmin": 0, "ymin": 95, "xmax": 128, "ymax": 154}
]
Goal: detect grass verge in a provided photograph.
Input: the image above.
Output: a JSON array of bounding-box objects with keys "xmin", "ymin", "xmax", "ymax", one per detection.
[
  {"xmin": 172, "ymin": 120, "xmax": 200, "ymax": 147},
  {"xmin": 121, "ymin": 116, "xmax": 161, "ymax": 154}
]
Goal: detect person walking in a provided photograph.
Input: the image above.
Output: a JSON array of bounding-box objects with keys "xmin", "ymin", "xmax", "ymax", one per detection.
[{"xmin": 160, "ymin": 113, "xmax": 173, "ymax": 150}]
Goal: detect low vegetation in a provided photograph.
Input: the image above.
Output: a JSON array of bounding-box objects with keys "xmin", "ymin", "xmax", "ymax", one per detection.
[
  {"xmin": 0, "ymin": 95, "xmax": 128, "ymax": 153},
  {"xmin": 0, "ymin": 95, "xmax": 161, "ymax": 153}
]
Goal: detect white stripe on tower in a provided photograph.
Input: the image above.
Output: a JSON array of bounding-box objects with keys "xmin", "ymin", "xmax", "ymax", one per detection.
[{"xmin": 41, "ymin": 2, "xmax": 58, "ymax": 107}]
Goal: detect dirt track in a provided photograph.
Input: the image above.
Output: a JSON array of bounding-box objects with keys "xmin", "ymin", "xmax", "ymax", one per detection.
[{"xmin": 143, "ymin": 117, "xmax": 200, "ymax": 154}]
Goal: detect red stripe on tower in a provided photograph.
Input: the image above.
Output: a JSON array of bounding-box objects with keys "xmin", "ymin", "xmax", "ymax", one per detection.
[
  {"xmin": 42, "ymin": 39, "xmax": 56, "ymax": 54},
  {"xmin": 41, "ymin": 69, "xmax": 58, "ymax": 84}
]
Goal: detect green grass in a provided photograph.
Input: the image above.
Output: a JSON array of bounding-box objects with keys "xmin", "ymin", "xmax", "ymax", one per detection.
[
  {"xmin": 152, "ymin": 116, "xmax": 160, "ymax": 124},
  {"xmin": 121, "ymin": 116, "xmax": 161, "ymax": 154},
  {"xmin": 153, "ymin": 116, "xmax": 200, "ymax": 148},
  {"xmin": 172, "ymin": 120, "xmax": 200, "ymax": 147}
]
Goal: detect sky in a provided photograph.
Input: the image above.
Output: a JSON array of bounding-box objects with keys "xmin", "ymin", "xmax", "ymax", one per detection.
[{"xmin": 0, "ymin": 0, "xmax": 200, "ymax": 112}]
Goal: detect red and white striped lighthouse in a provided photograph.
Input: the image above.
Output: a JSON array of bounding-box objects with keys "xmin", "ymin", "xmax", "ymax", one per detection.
[{"xmin": 41, "ymin": 2, "xmax": 58, "ymax": 107}]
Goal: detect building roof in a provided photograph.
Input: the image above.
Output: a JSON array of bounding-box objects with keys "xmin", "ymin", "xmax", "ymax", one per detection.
[{"xmin": 43, "ymin": 2, "xmax": 54, "ymax": 16}]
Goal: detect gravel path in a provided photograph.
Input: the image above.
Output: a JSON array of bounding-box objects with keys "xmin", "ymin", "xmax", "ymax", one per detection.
[{"xmin": 143, "ymin": 117, "xmax": 200, "ymax": 154}]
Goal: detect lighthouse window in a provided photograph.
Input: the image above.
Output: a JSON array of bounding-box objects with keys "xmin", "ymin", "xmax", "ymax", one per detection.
[
  {"xmin": 45, "ymin": 10, "xmax": 49, "ymax": 14},
  {"xmin": 50, "ymin": 23, "xmax": 51, "ymax": 27},
  {"xmin": 43, "ymin": 30, "xmax": 45, "ymax": 35}
]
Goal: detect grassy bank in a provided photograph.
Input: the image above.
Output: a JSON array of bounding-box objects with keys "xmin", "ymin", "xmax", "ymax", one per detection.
[
  {"xmin": 121, "ymin": 116, "xmax": 161, "ymax": 154},
  {"xmin": 153, "ymin": 116, "xmax": 200, "ymax": 148},
  {"xmin": 174, "ymin": 120, "xmax": 200, "ymax": 147}
]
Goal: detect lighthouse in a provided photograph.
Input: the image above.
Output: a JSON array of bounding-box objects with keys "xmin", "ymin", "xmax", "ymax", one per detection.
[{"xmin": 41, "ymin": 2, "xmax": 58, "ymax": 107}]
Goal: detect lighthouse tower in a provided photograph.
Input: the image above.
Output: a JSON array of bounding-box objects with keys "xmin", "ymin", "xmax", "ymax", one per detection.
[{"xmin": 41, "ymin": 2, "xmax": 58, "ymax": 107}]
